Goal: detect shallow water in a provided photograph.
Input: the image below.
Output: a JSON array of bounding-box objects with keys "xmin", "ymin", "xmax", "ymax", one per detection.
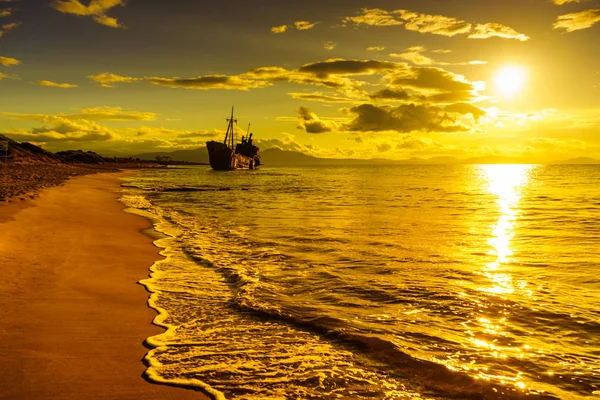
[{"xmin": 121, "ymin": 164, "xmax": 600, "ymax": 400}]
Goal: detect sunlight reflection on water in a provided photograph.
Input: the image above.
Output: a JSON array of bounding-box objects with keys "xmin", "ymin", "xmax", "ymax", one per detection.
[{"xmin": 474, "ymin": 164, "xmax": 536, "ymax": 391}]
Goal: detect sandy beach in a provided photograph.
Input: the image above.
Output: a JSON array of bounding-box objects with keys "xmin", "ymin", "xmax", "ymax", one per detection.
[{"xmin": 0, "ymin": 172, "xmax": 208, "ymax": 400}]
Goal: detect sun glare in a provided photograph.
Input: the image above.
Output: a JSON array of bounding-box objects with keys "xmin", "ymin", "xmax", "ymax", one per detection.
[{"xmin": 494, "ymin": 66, "xmax": 526, "ymax": 98}]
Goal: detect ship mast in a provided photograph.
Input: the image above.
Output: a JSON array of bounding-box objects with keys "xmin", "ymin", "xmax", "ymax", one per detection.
[{"xmin": 223, "ymin": 106, "xmax": 237, "ymax": 149}]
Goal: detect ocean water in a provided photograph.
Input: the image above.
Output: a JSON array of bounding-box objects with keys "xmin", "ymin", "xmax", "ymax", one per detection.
[{"xmin": 120, "ymin": 164, "xmax": 600, "ymax": 400}]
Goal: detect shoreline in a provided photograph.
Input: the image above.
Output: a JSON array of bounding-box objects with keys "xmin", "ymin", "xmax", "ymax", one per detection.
[{"xmin": 0, "ymin": 172, "xmax": 209, "ymax": 400}]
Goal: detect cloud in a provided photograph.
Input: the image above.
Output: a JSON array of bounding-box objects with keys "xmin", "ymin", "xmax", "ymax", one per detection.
[
  {"xmin": 0, "ymin": 8, "xmax": 12, "ymax": 17},
  {"xmin": 444, "ymin": 102, "xmax": 486, "ymax": 121},
  {"xmin": 366, "ymin": 46, "xmax": 385, "ymax": 51},
  {"xmin": 323, "ymin": 41, "xmax": 337, "ymax": 51},
  {"xmin": 254, "ymin": 135, "xmax": 319, "ymax": 154},
  {"xmin": 297, "ymin": 106, "xmax": 340, "ymax": 133},
  {"xmin": 243, "ymin": 63, "xmax": 372, "ymax": 96},
  {"xmin": 0, "ymin": 72, "xmax": 7, "ymax": 80},
  {"xmin": 32, "ymin": 80, "xmax": 78, "ymax": 88},
  {"xmin": 0, "ymin": 55, "xmax": 19, "ymax": 66},
  {"xmin": 297, "ymin": 59, "xmax": 400, "ymax": 78},
  {"xmin": 271, "ymin": 24, "xmax": 287, "ymax": 33},
  {"xmin": 9, "ymin": 117, "xmax": 116, "ymax": 143},
  {"xmin": 388, "ymin": 66, "xmax": 474, "ymax": 92},
  {"xmin": 553, "ymin": 0, "xmax": 581, "ymax": 4},
  {"xmin": 288, "ymin": 92, "xmax": 358, "ymax": 103},
  {"xmin": 6, "ymin": 106, "xmax": 157, "ymax": 122},
  {"xmin": 0, "ymin": 21, "xmax": 20, "ymax": 37},
  {"xmin": 395, "ymin": 135, "xmax": 450, "ymax": 151},
  {"xmin": 344, "ymin": 103, "xmax": 473, "ymax": 133},
  {"xmin": 342, "ymin": 8, "xmax": 528, "ymax": 40},
  {"xmin": 369, "ymin": 88, "xmax": 412, "ymax": 101},
  {"xmin": 148, "ymin": 75, "xmax": 271, "ymax": 90},
  {"xmin": 271, "ymin": 20, "xmax": 319, "ymax": 34},
  {"xmin": 50, "ymin": 0, "xmax": 125, "ymax": 28},
  {"xmin": 389, "ymin": 46, "xmax": 434, "ymax": 65},
  {"xmin": 86, "ymin": 59, "xmax": 484, "ymax": 106},
  {"xmin": 376, "ymin": 142, "xmax": 392, "ymax": 152},
  {"xmin": 399, "ymin": 9, "xmax": 472, "ymax": 37},
  {"xmin": 342, "ymin": 8, "xmax": 403, "ymax": 27},
  {"xmin": 294, "ymin": 20, "xmax": 319, "ymax": 30},
  {"xmin": 88, "ymin": 72, "xmax": 143, "ymax": 87},
  {"xmin": 389, "ymin": 46, "xmax": 488, "ymax": 67},
  {"xmin": 553, "ymin": 9, "xmax": 600, "ymax": 32},
  {"xmin": 468, "ymin": 23, "xmax": 530, "ymax": 41}
]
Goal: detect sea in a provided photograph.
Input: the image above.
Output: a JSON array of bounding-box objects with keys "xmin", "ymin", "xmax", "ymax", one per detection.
[{"xmin": 120, "ymin": 164, "xmax": 599, "ymax": 400}]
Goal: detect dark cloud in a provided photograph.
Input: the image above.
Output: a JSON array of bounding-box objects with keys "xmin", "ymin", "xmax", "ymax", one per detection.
[
  {"xmin": 390, "ymin": 67, "xmax": 473, "ymax": 91},
  {"xmin": 344, "ymin": 103, "xmax": 469, "ymax": 132},
  {"xmin": 444, "ymin": 103, "xmax": 486, "ymax": 121},
  {"xmin": 297, "ymin": 106, "xmax": 339, "ymax": 133},
  {"xmin": 149, "ymin": 75, "xmax": 269, "ymax": 90},
  {"xmin": 376, "ymin": 142, "xmax": 392, "ymax": 152},
  {"xmin": 369, "ymin": 88, "xmax": 412, "ymax": 101},
  {"xmin": 298, "ymin": 59, "xmax": 401, "ymax": 78}
]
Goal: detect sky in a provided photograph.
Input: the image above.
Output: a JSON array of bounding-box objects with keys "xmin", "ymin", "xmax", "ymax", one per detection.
[{"xmin": 1, "ymin": 0, "xmax": 599, "ymax": 161}]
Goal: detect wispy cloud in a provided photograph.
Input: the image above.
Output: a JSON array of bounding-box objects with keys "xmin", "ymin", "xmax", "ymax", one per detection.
[
  {"xmin": 468, "ymin": 23, "xmax": 529, "ymax": 41},
  {"xmin": 50, "ymin": 0, "xmax": 125, "ymax": 28},
  {"xmin": 389, "ymin": 46, "xmax": 434, "ymax": 65},
  {"xmin": 553, "ymin": 9, "xmax": 600, "ymax": 32},
  {"xmin": 323, "ymin": 41, "xmax": 337, "ymax": 51},
  {"xmin": 0, "ymin": 21, "xmax": 20, "ymax": 37},
  {"xmin": 148, "ymin": 75, "xmax": 271, "ymax": 90},
  {"xmin": 271, "ymin": 24, "xmax": 287, "ymax": 34},
  {"xmin": 294, "ymin": 20, "xmax": 319, "ymax": 30},
  {"xmin": 342, "ymin": 8, "xmax": 402, "ymax": 27},
  {"xmin": 399, "ymin": 9, "xmax": 472, "ymax": 37},
  {"xmin": 342, "ymin": 8, "xmax": 529, "ymax": 40},
  {"xmin": 288, "ymin": 92, "xmax": 358, "ymax": 103},
  {"xmin": 0, "ymin": 7, "xmax": 12, "ymax": 17},
  {"xmin": 553, "ymin": 0, "xmax": 581, "ymax": 4},
  {"xmin": 88, "ymin": 72, "xmax": 143, "ymax": 87},
  {"xmin": 366, "ymin": 46, "xmax": 385, "ymax": 51},
  {"xmin": 271, "ymin": 20, "xmax": 319, "ymax": 33},
  {"xmin": 5, "ymin": 106, "xmax": 157, "ymax": 122},
  {"xmin": 32, "ymin": 80, "xmax": 78, "ymax": 88},
  {"xmin": 0, "ymin": 55, "xmax": 19, "ymax": 66}
]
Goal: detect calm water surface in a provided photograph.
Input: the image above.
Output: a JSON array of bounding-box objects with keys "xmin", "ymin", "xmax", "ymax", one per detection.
[{"xmin": 121, "ymin": 164, "xmax": 600, "ymax": 400}]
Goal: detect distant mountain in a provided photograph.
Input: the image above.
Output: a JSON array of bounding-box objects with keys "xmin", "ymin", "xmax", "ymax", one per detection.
[
  {"xmin": 463, "ymin": 155, "xmax": 528, "ymax": 164},
  {"xmin": 260, "ymin": 149, "xmax": 461, "ymax": 166},
  {"xmin": 133, "ymin": 147, "xmax": 209, "ymax": 164},
  {"xmin": 551, "ymin": 157, "xmax": 600, "ymax": 164},
  {"xmin": 126, "ymin": 145, "xmax": 600, "ymax": 166}
]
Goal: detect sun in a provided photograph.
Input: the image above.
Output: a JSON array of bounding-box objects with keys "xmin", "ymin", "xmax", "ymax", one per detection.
[{"xmin": 494, "ymin": 66, "xmax": 526, "ymax": 98}]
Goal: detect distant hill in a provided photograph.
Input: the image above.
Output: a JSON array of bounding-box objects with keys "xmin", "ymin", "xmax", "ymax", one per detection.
[
  {"xmin": 463, "ymin": 155, "xmax": 528, "ymax": 164},
  {"xmin": 0, "ymin": 134, "xmax": 150, "ymax": 165},
  {"xmin": 260, "ymin": 149, "xmax": 460, "ymax": 166},
  {"xmin": 551, "ymin": 157, "xmax": 600, "ymax": 164},
  {"xmin": 124, "ymin": 145, "xmax": 599, "ymax": 166}
]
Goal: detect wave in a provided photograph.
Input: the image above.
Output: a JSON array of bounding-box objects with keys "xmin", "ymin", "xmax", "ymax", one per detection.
[{"xmin": 121, "ymin": 194, "xmax": 569, "ymax": 400}]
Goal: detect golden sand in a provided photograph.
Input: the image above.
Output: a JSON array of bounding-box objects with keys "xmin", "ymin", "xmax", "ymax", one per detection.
[{"xmin": 0, "ymin": 172, "xmax": 208, "ymax": 400}]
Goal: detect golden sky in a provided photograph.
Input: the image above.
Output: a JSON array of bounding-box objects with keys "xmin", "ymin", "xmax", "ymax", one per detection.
[{"xmin": 1, "ymin": 0, "xmax": 599, "ymax": 161}]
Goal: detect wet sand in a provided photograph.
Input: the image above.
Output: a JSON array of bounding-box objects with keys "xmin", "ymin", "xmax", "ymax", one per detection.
[{"xmin": 0, "ymin": 173, "xmax": 209, "ymax": 400}]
